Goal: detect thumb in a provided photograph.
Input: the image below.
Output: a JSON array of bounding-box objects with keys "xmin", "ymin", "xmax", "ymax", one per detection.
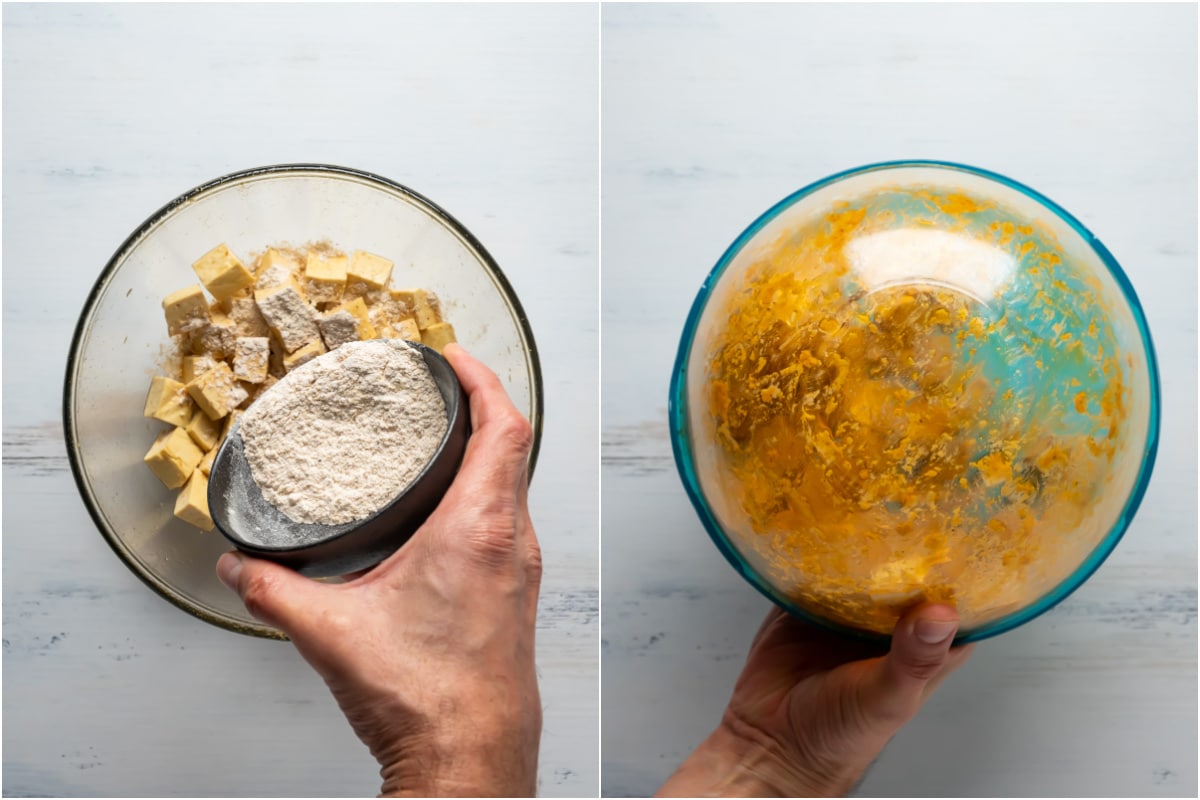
[
  {"xmin": 216, "ymin": 551, "xmax": 324, "ymax": 635},
  {"xmin": 856, "ymin": 604, "xmax": 960, "ymax": 729}
]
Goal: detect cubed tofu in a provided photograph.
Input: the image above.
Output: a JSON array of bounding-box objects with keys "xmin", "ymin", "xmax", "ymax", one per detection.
[
  {"xmin": 255, "ymin": 247, "xmax": 299, "ymax": 290},
  {"xmin": 232, "ymin": 336, "xmax": 270, "ymax": 383},
  {"xmin": 319, "ymin": 309, "xmax": 362, "ymax": 350},
  {"xmin": 347, "ymin": 250, "xmax": 393, "ymax": 290},
  {"xmin": 283, "ymin": 338, "xmax": 327, "ymax": 372},
  {"xmin": 192, "ymin": 244, "xmax": 254, "ymax": 302},
  {"xmin": 185, "ymin": 361, "xmax": 249, "ymax": 419},
  {"xmin": 419, "ymin": 321, "xmax": 456, "ymax": 352},
  {"xmin": 392, "ymin": 288, "xmax": 442, "ymax": 330},
  {"xmin": 185, "ymin": 407, "xmax": 222, "ymax": 451},
  {"xmin": 221, "ymin": 408, "xmax": 243, "ymax": 443},
  {"xmin": 144, "ymin": 376, "xmax": 195, "ymax": 427},
  {"xmin": 182, "ymin": 354, "xmax": 219, "ymax": 383},
  {"xmin": 197, "ymin": 445, "xmax": 216, "ymax": 477},
  {"xmin": 144, "ymin": 427, "xmax": 204, "ymax": 489},
  {"xmin": 228, "ymin": 295, "xmax": 271, "ymax": 338},
  {"xmin": 304, "ymin": 251, "xmax": 348, "ymax": 304},
  {"xmin": 255, "ymin": 285, "xmax": 320, "ymax": 353},
  {"xmin": 174, "ymin": 471, "xmax": 214, "ymax": 531},
  {"xmin": 339, "ymin": 297, "xmax": 378, "ymax": 339},
  {"xmin": 162, "ymin": 285, "xmax": 211, "ymax": 336},
  {"xmin": 188, "ymin": 314, "xmax": 238, "ymax": 359},
  {"xmin": 393, "ymin": 317, "xmax": 422, "ymax": 343}
]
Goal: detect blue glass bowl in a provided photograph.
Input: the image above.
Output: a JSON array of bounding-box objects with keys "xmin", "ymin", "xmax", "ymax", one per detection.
[{"xmin": 669, "ymin": 161, "xmax": 1160, "ymax": 643}]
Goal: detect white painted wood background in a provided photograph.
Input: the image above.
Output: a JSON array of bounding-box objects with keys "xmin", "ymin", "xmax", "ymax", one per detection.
[
  {"xmin": 601, "ymin": 3, "xmax": 1196, "ymax": 798},
  {"xmin": 3, "ymin": 4, "xmax": 598, "ymax": 797}
]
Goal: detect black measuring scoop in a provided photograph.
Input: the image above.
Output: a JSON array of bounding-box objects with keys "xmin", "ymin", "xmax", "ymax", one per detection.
[{"xmin": 207, "ymin": 341, "xmax": 470, "ymax": 578}]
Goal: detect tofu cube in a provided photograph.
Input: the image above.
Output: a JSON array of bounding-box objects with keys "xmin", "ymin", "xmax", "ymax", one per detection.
[
  {"xmin": 221, "ymin": 408, "xmax": 243, "ymax": 443},
  {"xmin": 182, "ymin": 354, "xmax": 219, "ymax": 383},
  {"xmin": 197, "ymin": 446, "xmax": 216, "ymax": 478},
  {"xmin": 283, "ymin": 338, "xmax": 327, "ymax": 372},
  {"xmin": 232, "ymin": 336, "xmax": 270, "ymax": 383},
  {"xmin": 192, "ymin": 244, "xmax": 254, "ymax": 302},
  {"xmin": 188, "ymin": 314, "xmax": 238, "ymax": 359},
  {"xmin": 174, "ymin": 471, "xmax": 214, "ymax": 531},
  {"xmin": 254, "ymin": 285, "xmax": 320, "ymax": 353},
  {"xmin": 392, "ymin": 289, "xmax": 442, "ymax": 330},
  {"xmin": 304, "ymin": 251, "xmax": 348, "ymax": 304},
  {"xmin": 228, "ymin": 296, "xmax": 270, "ymax": 338},
  {"xmin": 347, "ymin": 250, "xmax": 393, "ymax": 290},
  {"xmin": 420, "ymin": 321, "xmax": 456, "ymax": 353},
  {"xmin": 393, "ymin": 317, "xmax": 422, "ymax": 343},
  {"xmin": 185, "ymin": 361, "xmax": 249, "ymax": 419},
  {"xmin": 255, "ymin": 248, "xmax": 299, "ymax": 290},
  {"xmin": 319, "ymin": 309, "xmax": 362, "ymax": 351},
  {"xmin": 340, "ymin": 297, "xmax": 378, "ymax": 339},
  {"xmin": 144, "ymin": 376, "xmax": 195, "ymax": 427},
  {"xmin": 185, "ymin": 407, "xmax": 222, "ymax": 451},
  {"xmin": 162, "ymin": 285, "xmax": 211, "ymax": 336},
  {"xmin": 144, "ymin": 427, "xmax": 204, "ymax": 489}
]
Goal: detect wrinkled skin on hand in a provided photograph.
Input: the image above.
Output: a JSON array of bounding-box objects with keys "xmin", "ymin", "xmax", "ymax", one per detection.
[
  {"xmin": 218, "ymin": 343, "xmax": 542, "ymax": 798},
  {"xmin": 659, "ymin": 604, "xmax": 974, "ymax": 797}
]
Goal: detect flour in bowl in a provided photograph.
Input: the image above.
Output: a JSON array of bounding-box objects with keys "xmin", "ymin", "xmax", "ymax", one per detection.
[{"xmin": 239, "ymin": 339, "xmax": 448, "ymax": 525}]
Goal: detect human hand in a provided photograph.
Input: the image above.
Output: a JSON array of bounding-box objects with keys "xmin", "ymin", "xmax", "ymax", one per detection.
[
  {"xmin": 658, "ymin": 604, "xmax": 974, "ymax": 797},
  {"xmin": 216, "ymin": 343, "xmax": 542, "ymax": 798}
]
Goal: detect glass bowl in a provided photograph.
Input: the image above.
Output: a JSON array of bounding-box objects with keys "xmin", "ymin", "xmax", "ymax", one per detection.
[
  {"xmin": 64, "ymin": 164, "xmax": 544, "ymax": 639},
  {"xmin": 670, "ymin": 161, "xmax": 1159, "ymax": 643}
]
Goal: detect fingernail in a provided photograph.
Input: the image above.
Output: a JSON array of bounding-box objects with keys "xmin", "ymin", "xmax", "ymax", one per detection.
[
  {"xmin": 915, "ymin": 618, "xmax": 958, "ymax": 644},
  {"xmin": 216, "ymin": 552, "xmax": 244, "ymax": 593}
]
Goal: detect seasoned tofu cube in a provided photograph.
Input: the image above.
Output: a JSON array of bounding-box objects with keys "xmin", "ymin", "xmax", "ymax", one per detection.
[
  {"xmin": 174, "ymin": 471, "xmax": 214, "ymax": 531},
  {"xmin": 232, "ymin": 336, "xmax": 270, "ymax": 383},
  {"xmin": 144, "ymin": 427, "xmax": 204, "ymax": 489},
  {"xmin": 185, "ymin": 361, "xmax": 248, "ymax": 420},
  {"xmin": 392, "ymin": 289, "xmax": 442, "ymax": 330},
  {"xmin": 420, "ymin": 322, "xmax": 456, "ymax": 353},
  {"xmin": 255, "ymin": 247, "xmax": 300, "ymax": 290},
  {"xmin": 319, "ymin": 309, "xmax": 362, "ymax": 350},
  {"xmin": 254, "ymin": 285, "xmax": 320, "ymax": 353},
  {"xmin": 185, "ymin": 407, "xmax": 223, "ymax": 451},
  {"xmin": 339, "ymin": 297, "xmax": 378, "ymax": 339},
  {"xmin": 228, "ymin": 296, "xmax": 270, "ymax": 338},
  {"xmin": 197, "ymin": 445, "xmax": 216, "ymax": 478},
  {"xmin": 393, "ymin": 317, "xmax": 422, "ymax": 343},
  {"xmin": 304, "ymin": 251, "xmax": 348, "ymax": 304},
  {"xmin": 144, "ymin": 376, "xmax": 195, "ymax": 427},
  {"xmin": 347, "ymin": 250, "xmax": 393, "ymax": 290},
  {"xmin": 188, "ymin": 313, "xmax": 238, "ymax": 359},
  {"xmin": 283, "ymin": 338, "xmax": 326, "ymax": 372},
  {"xmin": 192, "ymin": 244, "xmax": 254, "ymax": 302},
  {"xmin": 221, "ymin": 408, "xmax": 242, "ymax": 443},
  {"xmin": 162, "ymin": 285, "xmax": 211, "ymax": 336},
  {"xmin": 182, "ymin": 354, "xmax": 219, "ymax": 383}
]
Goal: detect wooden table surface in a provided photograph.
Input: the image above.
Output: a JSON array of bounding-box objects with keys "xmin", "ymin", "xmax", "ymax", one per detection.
[
  {"xmin": 600, "ymin": 4, "xmax": 1196, "ymax": 798},
  {"xmin": 3, "ymin": 4, "xmax": 598, "ymax": 797}
]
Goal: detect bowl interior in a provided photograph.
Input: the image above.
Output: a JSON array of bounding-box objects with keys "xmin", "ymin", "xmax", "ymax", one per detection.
[
  {"xmin": 66, "ymin": 166, "xmax": 542, "ymax": 638},
  {"xmin": 673, "ymin": 162, "xmax": 1158, "ymax": 642}
]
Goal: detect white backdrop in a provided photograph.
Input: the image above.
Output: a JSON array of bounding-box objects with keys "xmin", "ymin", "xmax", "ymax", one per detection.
[
  {"xmin": 3, "ymin": 4, "xmax": 598, "ymax": 796},
  {"xmin": 601, "ymin": 4, "xmax": 1197, "ymax": 797}
]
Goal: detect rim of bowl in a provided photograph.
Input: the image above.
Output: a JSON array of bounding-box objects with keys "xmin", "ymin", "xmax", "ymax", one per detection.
[
  {"xmin": 668, "ymin": 159, "xmax": 1162, "ymax": 645},
  {"xmin": 63, "ymin": 163, "xmax": 545, "ymax": 640}
]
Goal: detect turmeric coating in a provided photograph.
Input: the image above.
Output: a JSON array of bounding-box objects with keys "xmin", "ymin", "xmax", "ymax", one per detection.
[{"xmin": 699, "ymin": 187, "xmax": 1131, "ymax": 634}]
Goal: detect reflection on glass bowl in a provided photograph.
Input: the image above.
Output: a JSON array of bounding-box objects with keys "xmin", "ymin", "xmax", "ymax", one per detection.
[
  {"xmin": 670, "ymin": 161, "xmax": 1159, "ymax": 643},
  {"xmin": 65, "ymin": 164, "xmax": 543, "ymax": 639}
]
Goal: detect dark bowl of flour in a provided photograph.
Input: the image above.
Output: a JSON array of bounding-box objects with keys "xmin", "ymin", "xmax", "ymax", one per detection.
[{"xmin": 208, "ymin": 339, "xmax": 470, "ymax": 577}]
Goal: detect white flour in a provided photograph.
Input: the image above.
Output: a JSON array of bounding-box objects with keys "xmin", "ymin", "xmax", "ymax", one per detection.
[{"xmin": 239, "ymin": 339, "xmax": 448, "ymax": 525}]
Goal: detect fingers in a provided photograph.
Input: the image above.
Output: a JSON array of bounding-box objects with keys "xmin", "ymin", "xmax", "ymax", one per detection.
[
  {"xmin": 443, "ymin": 343, "xmax": 535, "ymax": 497},
  {"xmin": 216, "ymin": 551, "xmax": 325, "ymax": 635},
  {"xmin": 856, "ymin": 604, "xmax": 962, "ymax": 728}
]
